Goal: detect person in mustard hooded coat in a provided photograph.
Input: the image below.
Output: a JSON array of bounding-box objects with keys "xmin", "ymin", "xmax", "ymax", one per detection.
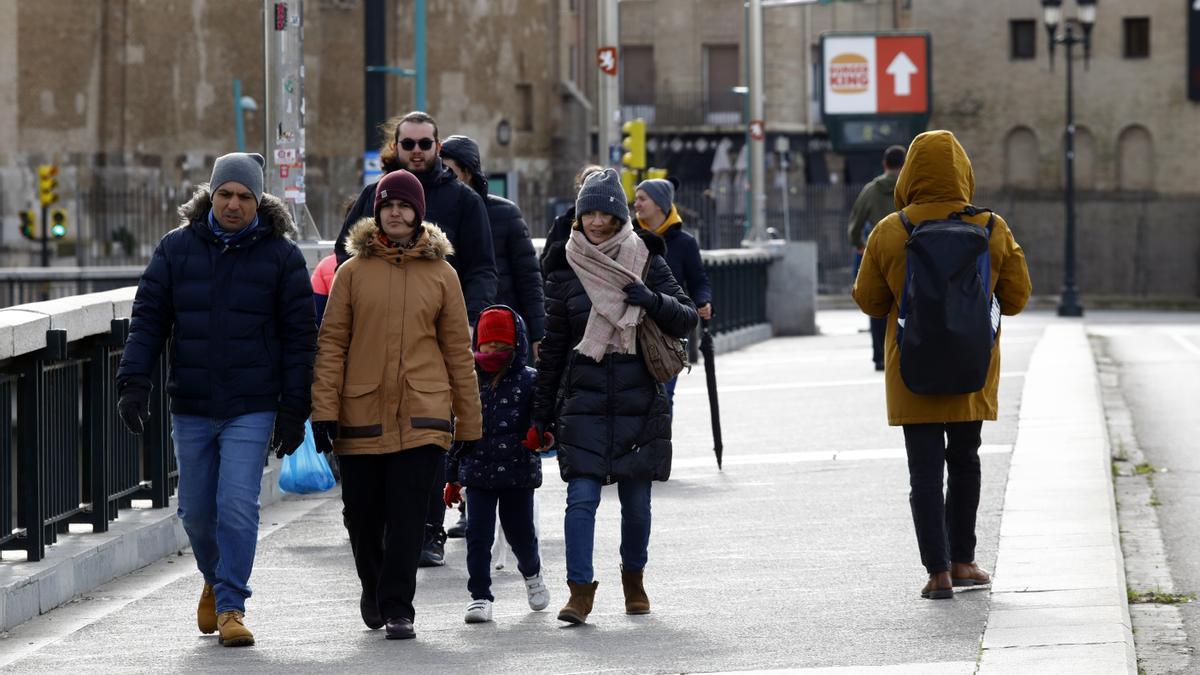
[
  {"xmin": 311, "ymin": 169, "xmax": 482, "ymax": 639},
  {"xmin": 852, "ymin": 130, "xmax": 1031, "ymax": 600}
]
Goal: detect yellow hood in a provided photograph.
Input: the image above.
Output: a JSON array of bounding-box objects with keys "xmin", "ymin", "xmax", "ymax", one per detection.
[{"xmin": 894, "ymin": 130, "xmax": 974, "ymax": 211}]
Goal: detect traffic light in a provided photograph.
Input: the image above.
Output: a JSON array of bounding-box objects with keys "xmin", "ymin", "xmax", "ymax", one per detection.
[
  {"xmin": 37, "ymin": 164, "xmax": 59, "ymax": 206},
  {"xmin": 621, "ymin": 119, "xmax": 646, "ymax": 170},
  {"xmin": 620, "ymin": 169, "xmax": 638, "ymax": 203},
  {"xmin": 19, "ymin": 210, "xmax": 37, "ymax": 241},
  {"xmin": 644, "ymin": 168, "xmax": 668, "ymax": 181},
  {"xmin": 49, "ymin": 208, "xmax": 68, "ymax": 239}
]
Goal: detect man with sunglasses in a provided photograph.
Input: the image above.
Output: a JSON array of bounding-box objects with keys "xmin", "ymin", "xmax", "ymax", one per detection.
[
  {"xmin": 334, "ymin": 111, "xmax": 497, "ymax": 325},
  {"xmin": 333, "ymin": 111, "xmax": 497, "ymax": 568}
]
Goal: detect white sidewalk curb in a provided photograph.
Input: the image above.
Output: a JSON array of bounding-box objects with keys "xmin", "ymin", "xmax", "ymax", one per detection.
[{"xmin": 978, "ymin": 323, "xmax": 1136, "ymax": 673}]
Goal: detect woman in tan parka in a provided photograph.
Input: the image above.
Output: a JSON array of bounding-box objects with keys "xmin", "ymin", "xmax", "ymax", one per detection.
[
  {"xmin": 853, "ymin": 130, "xmax": 1032, "ymax": 600},
  {"xmin": 311, "ymin": 169, "xmax": 481, "ymax": 640}
]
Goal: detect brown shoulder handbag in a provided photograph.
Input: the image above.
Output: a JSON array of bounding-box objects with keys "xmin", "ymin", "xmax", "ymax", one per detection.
[{"xmin": 637, "ymin": 258, "xmax": 690, "ymax": 384}]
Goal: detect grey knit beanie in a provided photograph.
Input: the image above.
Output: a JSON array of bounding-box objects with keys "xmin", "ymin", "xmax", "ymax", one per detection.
[
  {"xmin": 575, "ymin": 168, "xmax": 629, "ymax": 223},
  {"xmin": 210, "ymin": 152, "xmax": 265, "ymax": 205},
  {"xmin": 636, "ymin": 178, "xmax": 674, "ymax": 218}
]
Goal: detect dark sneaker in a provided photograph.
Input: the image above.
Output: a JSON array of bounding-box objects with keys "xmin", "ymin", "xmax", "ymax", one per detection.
[
  {"xmin": 384, "ymin": 617, "xmax": 416, "ymax": 640},
  {"xmin": 418, "ymin": 528, "xmax": 446, "ymax": 567}
]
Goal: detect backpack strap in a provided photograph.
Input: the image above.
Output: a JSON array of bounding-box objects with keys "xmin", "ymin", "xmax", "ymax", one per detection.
[
  {"xmin": 948, "ymin": 205, "xmax": 996, "ymax": 237},
  {"xmin": 898, "ymin": 210, "xmax": 915, "ymax": 236}
]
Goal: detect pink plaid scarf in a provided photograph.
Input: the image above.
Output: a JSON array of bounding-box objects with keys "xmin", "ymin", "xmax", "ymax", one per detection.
[{"xmin": 565, "ymin": 223, "xmax": 649, "ymax": 361}]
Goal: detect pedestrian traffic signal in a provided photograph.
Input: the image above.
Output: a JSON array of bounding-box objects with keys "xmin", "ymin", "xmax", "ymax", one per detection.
[
  {"xmin": 37, "ymin": 165, "xmax": 59, "ymax": 206},
  {"xmin": 621, "ymin": 119, "xmax": 646, "ymax": 170},
  {"xmin": 49, "ymin": 208, "xmax": 68, "ymax": 239},
  {"xmin": 19, "ymin": 209, "xmax": 37, "ymax": 241}
]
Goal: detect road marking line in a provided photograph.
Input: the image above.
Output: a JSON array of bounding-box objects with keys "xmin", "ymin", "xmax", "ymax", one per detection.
[
  {"xmin": 671, "ymin": 444, "xmax": 1012, "ymax": 470},
  {"xmin": 1165, "ymin": 330, "xmax": 1200, "ymax": 358}
]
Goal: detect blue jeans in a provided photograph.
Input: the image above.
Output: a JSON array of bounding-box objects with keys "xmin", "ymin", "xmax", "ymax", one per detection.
[
  {"xmin": 564, "ymin": 478, "xmax": 652, "ymax": 584},
  {"xmin": 171, "ymin": 411, "xmax": 274, "ymax": 614},
  {"xmin": 466, "ymin": 487, "xmax": 541, "ymax": 601}
]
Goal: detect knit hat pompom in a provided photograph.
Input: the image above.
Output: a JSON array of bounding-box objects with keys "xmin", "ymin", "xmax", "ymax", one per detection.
[
  {"xmin": 476, "ymin": 308, "xmax": 516, "ymax": 347},
  {"xmin": 575, "ymin": 168, "xmax": 629, "ymax": 224},
  {"xmin": 374, "ymin": 170, "xmax": 426, "ymax": 225}
]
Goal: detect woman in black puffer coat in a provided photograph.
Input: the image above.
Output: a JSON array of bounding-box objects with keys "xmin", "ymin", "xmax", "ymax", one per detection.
[{"xmin": 532, "ymin": 168, "xmax": 697, "ymax": 626}]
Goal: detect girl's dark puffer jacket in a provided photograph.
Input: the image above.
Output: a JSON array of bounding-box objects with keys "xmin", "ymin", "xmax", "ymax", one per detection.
[
  {"xmin": 533, "ymin": 228, "xmax": 698, "ymax": 484},
  {"xmin": 448, "ymin": 306, "xmax": 542, "ymax": 490}
]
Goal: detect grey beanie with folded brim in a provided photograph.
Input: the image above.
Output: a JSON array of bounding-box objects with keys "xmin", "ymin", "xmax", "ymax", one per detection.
[
  {"xmin": 575, "ymin": 168, "xmax": 629, "ymax": 223},
  {"xmin": 210, "ymin": 152, "xmax": 266, "ymax": 204},
  {"xmin": 636, "ymin": 178, "xmax": 674, "ymax": 218}
]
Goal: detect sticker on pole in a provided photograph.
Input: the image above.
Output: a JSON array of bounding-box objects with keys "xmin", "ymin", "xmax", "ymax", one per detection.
[
  {"xmin": 822, "ymin": 33, "xmax": 930, "ymax": 115},
  {"xmin": 597, "ymin": 47, "xmax": 618, "ymax": 76},
  {"xmin": 749, "ymin": 120, "xmax": 765, "ymax": 142}
]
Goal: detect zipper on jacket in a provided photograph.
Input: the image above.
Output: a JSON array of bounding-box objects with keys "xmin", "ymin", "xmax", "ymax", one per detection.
[{"xmin": 606, "ymin": 354, "xmax": 614, "ymax": 482}]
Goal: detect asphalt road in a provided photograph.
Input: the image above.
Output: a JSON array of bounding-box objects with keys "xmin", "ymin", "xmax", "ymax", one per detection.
[
  {"xmin": 1091, "ymin": 313, "xmax": 1200, "ymax": 672},
  {"xmin": 1, "ymin": 310, "xmax": 1046, "ymax": 674}
]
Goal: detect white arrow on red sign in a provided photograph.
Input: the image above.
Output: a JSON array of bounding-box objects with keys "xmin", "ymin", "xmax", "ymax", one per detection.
[{"xmin": 885, "ymin": 51, "xmax": 918, "ymax": 97}]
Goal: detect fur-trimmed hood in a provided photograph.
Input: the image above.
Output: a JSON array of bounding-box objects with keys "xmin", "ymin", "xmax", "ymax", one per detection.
[
  {"xmin": 343, "ymin": 217, "xmax": 454, "ymax": 261},
  {"xmin": 177, "ymin": 183, "xmax": 298, "ymax": 240},
  {"xmin": 541, "ymin": 223, "xmax": 665, "ymax": 275}
]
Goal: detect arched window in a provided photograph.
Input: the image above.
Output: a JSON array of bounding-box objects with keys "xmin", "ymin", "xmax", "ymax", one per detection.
[
  {"xmin": 1117, "ymin": 125, "xmax": 1154, "ymax": 191},
  {"xmin": 1067, "ymin": 125, "xmax": 1096, "ymax": 190},
  {"xmin": 1004, "ymin": 126, "xmax": 1039, "ymax": 189}
]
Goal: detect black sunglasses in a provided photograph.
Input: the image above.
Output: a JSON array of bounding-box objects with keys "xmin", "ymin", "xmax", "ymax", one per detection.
[{"xmin": 398, "ymin": 137, "xmax": 435, "ymax": 151}]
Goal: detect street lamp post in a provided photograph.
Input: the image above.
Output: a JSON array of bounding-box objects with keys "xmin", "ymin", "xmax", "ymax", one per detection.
[{"xmin": 1042, "ymin": 0, "xmax": 1094, "ymax": 318}]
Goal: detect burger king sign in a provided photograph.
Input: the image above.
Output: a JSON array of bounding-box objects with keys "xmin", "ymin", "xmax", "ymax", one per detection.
[{"xmin": 821, "ymin": 33, "xmax": 930, "ymax": 116}]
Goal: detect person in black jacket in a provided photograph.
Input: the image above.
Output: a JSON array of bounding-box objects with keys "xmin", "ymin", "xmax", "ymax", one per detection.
[
  {"xmin": 633, "ymin": 178, "xmax": 713, "ymax": 407},
  {"xmin": 115, "ymin": 153, "xmax": 316, "ymax": 647},
  {"xmin": 533, "ymin": 168, "xmax": 698, "ymax": 625},
  {"xmin": 331, "ymin": 111, "xmax": 498, "ymax": 566},
  {"xmin": 440, "ymin": 135, "xmax": 545, "ymax": 356}
]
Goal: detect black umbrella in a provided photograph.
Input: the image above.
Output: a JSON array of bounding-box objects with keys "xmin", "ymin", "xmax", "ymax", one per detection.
[{"xmin": 699, "ymin": 318, "xmax": 724, "ymax": 469}]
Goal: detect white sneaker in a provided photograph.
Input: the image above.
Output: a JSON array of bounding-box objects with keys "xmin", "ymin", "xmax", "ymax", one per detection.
[
  {"xmin": 464, "ymin": 599, "xmax": 493, "ymax": 623},
  {"xmin": 524, "ymin": 572, "xmax": 550, "ymax": 611}
]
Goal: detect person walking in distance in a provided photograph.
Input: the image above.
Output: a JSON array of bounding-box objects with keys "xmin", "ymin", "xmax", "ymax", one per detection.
[
  {"xmin": 633, "ymin": 178, "xmax": 712, "ymax": 407},
  {"xmin": 443, "ymin": 305, "xmax": 550, "ymax": 624},
  {"xmin": 310, "ymin": 169, "xmax": 482, "ymax": 639},
  {"xmin": 116, "ymin": 152, "xmax": 317, "ymax": 647},
  {"xmin": 848, "ymin": 145, "xmax": 906, "ymax": 371},
  {"xmin": 332, "ymin": 111, "xmax": 496, "ymax": 567},
  {"xmin": 534, "ymin": 169, "xmax": 698, "ymax": 624},
  {"xmin": 853, "ymin": 131, "xmax": 1031, "ymax": 599}
]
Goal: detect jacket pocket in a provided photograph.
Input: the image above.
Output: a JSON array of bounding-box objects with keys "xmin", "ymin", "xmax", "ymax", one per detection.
[
  {"xmin": 405, "ymin": 377, "xmax": 453, "ymax": 432},
  {"xmin": 339, "ymin": 381, "xmax": 383, "ymax": 438}
]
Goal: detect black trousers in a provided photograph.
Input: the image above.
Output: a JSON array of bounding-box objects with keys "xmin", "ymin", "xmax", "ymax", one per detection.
[
  {"xmin": 425, "ymin": 455, "xmax": 448, "ymax": 535},
  {"xmin": 902, "ymin": 421, "xmax": 983, "ymax": 575},
  {"xmin": 870, "ymin": 317, "xmax": 886, "ymax": 366},
  {"xmin": 339, "ymin": 446, "xmax": 441, "ymax": 622}
]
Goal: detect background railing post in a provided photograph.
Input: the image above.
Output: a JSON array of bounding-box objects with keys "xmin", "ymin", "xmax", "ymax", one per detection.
[{"xmin": 141, "ymin": 351, "xmax": 171, "ymax": 508}]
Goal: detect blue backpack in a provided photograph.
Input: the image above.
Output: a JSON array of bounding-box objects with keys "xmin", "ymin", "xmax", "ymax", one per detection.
[{"xmin": 896, "ymin": 206, "xmax": 1001, "ymax": 395}]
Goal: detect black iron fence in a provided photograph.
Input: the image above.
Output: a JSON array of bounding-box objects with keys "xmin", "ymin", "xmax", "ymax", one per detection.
[
  {"xmin": 0, "ymin": 322, "xmax": 177, "ymax": 562},
  {"xmin": 703, "ymin": 251, "xmax": 773, "ymax": 336},
  {"xmin": 77, "ymin": 185, "xmax": 191, "ymax": 266}
]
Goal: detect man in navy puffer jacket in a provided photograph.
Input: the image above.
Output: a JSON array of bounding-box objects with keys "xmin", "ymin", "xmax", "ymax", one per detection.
[{"xmin": 116, "ymin": 153, "xmax": 316, "ymax": 647}]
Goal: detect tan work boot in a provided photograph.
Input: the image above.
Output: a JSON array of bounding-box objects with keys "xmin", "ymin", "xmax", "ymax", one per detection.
[
  {"xmin": 217, "ymin": 610, "xmax": 255, "ymax": 647},
  {"xmin": 621, "ymin": 567, "xmax": 650, "ymax": 615},
  {"xmin": 556, "ymin": 580, "xmax": 599, "ymax": 624},
  {"xmin": 197, "ymin": 584, "xmax": 217, "ymax": 634}
]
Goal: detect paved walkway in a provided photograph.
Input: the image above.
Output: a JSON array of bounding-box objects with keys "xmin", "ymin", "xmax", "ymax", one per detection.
[{"xmin": 0, "ymin": 311, "xmax": 1132, "ymax": 673}]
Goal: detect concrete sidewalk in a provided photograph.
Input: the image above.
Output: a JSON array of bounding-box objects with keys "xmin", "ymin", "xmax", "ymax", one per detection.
[{"xmin": 0, "ymin": 312, "xmax": 1133, "ymax": 673}]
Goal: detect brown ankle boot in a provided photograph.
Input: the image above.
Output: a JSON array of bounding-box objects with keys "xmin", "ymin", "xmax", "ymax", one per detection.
[
  {"xmin": 920, "ymin": 571, "xmax": 954, "ymax": 600},
  {"xmin": 951, "ymin": 562, "xmax": 991, "ymax": 587},
  {"xmin": 557, "ymin": 580, "xmax": 599, "ymax": 624},
  {"xmin": 197, "ymin": 584, "xmax": 217, "ymax": 634},
  {"xmin": 217, "ymin": 610, "xmax": 255, "ymax": 647},
  {"xmin": 621, "ymin": 567, "xmax": 650, "ymax": 615}
]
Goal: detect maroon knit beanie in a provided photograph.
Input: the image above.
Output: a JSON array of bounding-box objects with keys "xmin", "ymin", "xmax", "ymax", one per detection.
[{"xmin": 374, "ymin": 170, "xmax": 426, "ymax": 226}]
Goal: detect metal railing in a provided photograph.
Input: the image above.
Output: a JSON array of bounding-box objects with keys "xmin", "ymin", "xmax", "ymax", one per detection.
[
  {"xmin": 0, "ymin": 303, "xmax": 179, "ymax": 562},
  {"xmin": 702, "ymin": 249, "xmax": 773, "ymax": 335},
  {"xmin": 0, "ymin": 267, "xmax": 145, "ymax": 308},
  {"xmin": 77, "ymin": 185, "xmax": 190, "ymax": 266}
]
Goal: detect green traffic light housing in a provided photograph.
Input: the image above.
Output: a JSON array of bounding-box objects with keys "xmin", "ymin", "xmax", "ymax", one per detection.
[{"xmin": 19, "ymin": 209, "xmax": 37, "ymax": 241}]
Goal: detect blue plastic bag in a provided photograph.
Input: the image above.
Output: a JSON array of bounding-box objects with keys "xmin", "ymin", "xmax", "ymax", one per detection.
[{"xmin": 279, "ymin": 420, "xmax": 336, "ymax": 494}]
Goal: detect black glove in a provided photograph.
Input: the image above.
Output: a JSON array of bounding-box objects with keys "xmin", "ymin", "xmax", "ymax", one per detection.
[
  {"xmin": 117, "ymin": 377, "xmax": 152, "ymax": 435},
  {"xmin": 449, "ymin": 440, "xmax": 476, "ymax": 459},
  {"xmin": 311, "ymin": 420, "xmax": 339, "ymax": 454},
  {"xmin": 622, "ymin": 281, "xmax": 660, "ymax": 311},
  {"xmin": 271, "ymin": 408, "xmax": 308, "ymax": 459}
]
